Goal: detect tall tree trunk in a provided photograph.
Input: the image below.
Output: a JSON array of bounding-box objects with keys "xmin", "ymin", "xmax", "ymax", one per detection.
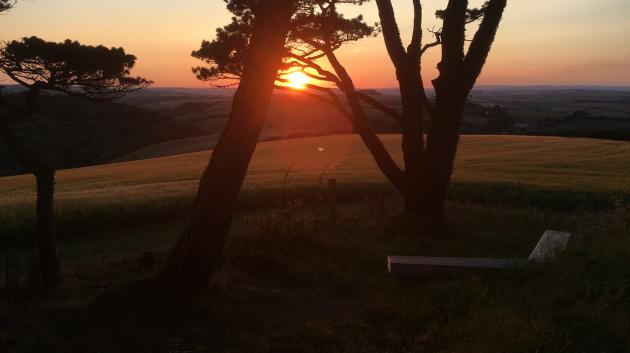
[
  {"xmin": 159, "ymin": 1, "xmax": 295, "ymax": 296},
  {"xmin": 398, "ymin": 72, "xmax": 425, "ymax": 214},
  {"xmin": 35, "ymin": 167, "xmax": 61, "ymax": 286},
  {"xmin": 420, "ymin": 99, "xmax": 464, "ymax": 219},
  {"xmin": 0, "ymin": 119, "xmax": 61, "ymax": 287},
  {"xmin": 416, "ymin": 0, "xmax": 506, "ymax": 219},
  {"xmin": 375, "ymin": 0, "xmax": 427, "ymax": 214},
  {"xmin": 374, "ymin": 0, "xmax": 506, "ymax": 220}
]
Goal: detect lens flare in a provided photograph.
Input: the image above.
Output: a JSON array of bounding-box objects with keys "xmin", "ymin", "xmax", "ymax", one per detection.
[{"xmin": 284, "ymin": 71, "xmax": 310, "ymax": 90}]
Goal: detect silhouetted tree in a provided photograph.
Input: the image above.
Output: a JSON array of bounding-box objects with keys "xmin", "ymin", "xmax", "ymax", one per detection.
[
  {"xmin": 282, "ymin": 1, "xmax": 410, "ymax": 193},
  {"xmin": 280, "ymin": 0, "xmax": 505, "ymax": 218},
  {"xmin": 0, "ymin": 0, "xmax": 14, "ymax": 12},
  {"xmin": 191, "ymin": 0, "xmax": 506, "ymax": 220},
  {"xmin": 275, "ymin": 0, "xmax": 506, "ymax": 219},
  {"xmin": 376, "ymin": 0, "xmax": 507, "ymax": 218},
  {"xmin": 160, "ymin": 0, "xmax": 297, "ymax": 296},
  {"xmin": 170, "ymin": 0, "xmax": 396, "ymax": 295},
  {"xmin": 192, "ymin": 0, "xmax": 406, "ymax": 195},
  {"xmin": 0, "ymin": 37, "xmax": 150, "ymax": 288},
  {"xmin": 196, "ymin": 0, "xmax": 423, "ymax": 208}
]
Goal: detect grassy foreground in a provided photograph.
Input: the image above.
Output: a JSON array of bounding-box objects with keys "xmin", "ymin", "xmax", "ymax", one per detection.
[
  {"xmin": 1, "ymin": 197, "xmax": 630, "ymax": 352},
  {"xmin": 1, "ymin": 134, "xmax": 630, "ymax": 352}
]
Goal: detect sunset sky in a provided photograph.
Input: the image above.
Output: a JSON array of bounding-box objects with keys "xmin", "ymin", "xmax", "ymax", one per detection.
[{"xmin": 1, "ymin": 0, "xmax": 629, "ymax": 88}]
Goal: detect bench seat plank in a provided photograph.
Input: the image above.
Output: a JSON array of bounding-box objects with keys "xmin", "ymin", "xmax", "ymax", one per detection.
[
  {"xmin": 387, "ymin": 230, "xmax": 572, "ymax": 276},
  {"xmin": 388, "ymin": 256, "xmax": 528, "ymax": 275}
]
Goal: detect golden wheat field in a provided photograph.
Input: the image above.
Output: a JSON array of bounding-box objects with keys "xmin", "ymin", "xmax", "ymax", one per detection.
[{"xmin": 1, "ymin": 134, "xmax": 630, "ymax": 211}]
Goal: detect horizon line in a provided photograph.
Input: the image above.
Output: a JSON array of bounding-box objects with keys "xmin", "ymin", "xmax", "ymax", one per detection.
[
  {"xmin": 3, "ymin": 83, "xmax": 630, "ymax": 91},
  {"xmin": 150, "ymin": 84, "xmax": 630, "ymax": 89}
]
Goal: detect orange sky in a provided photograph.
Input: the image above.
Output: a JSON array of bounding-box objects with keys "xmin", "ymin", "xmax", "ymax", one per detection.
[{"xmin": 1, "ymin": 0, "xmax": 629, "ymax": 88}]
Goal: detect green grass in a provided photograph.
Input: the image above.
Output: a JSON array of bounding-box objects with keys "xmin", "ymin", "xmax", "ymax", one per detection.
[
  {"xmin": 2, "ymin": 198, "xmax": 630, "ymax": 352},
  {"xmin": 1, "ymin": 134, "xmax": 630, "ymax": 352},
  {"xmin": 2, "ymin": 135, "xmax": 630, "ymax": 241}
]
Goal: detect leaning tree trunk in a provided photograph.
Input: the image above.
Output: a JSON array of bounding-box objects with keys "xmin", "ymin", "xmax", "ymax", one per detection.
[
  {"xmin": 159, "ymin": 1, "xmax": 295, "ymax": 296},
  {"xmin": 325, "ymin": 52, "xmax": 406, "ymax": 193},
  {"xmin": 0, "ymin": 119, "xmax": 61, "ymax": 287}
]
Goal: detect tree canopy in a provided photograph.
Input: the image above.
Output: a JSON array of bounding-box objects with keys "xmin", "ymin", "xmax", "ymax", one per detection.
[
  {"xmin": 191, "ymin": 0, "xmax": 374, "ymax": 86},
  {"xmin": 0, "ymin": 36, "xmax": 151, "ymax": 99},
  {"xmin": 0, "ymin": 0, "xmax": 14, "ymax": 12},
  {"xmin": 193, "ymin": 0, "xmax": 507, "ymax": 218},
  {"xmin": 436, "ymin": 1, "xmax": 489, "ymax": 24}
]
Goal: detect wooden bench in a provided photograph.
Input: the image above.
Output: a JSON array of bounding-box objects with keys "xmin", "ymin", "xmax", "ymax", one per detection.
[{"xmin": 388, "ymin": 230, "xmax": 571, "ymax": 275}]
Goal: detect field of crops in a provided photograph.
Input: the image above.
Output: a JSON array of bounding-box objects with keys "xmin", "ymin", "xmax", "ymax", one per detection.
[
  {"xmin": 2, "ymin": 134, "xmax": 630, "ymax": 240},
  {"xmin": 2, "ymin": 134, "xmax": 630, "ymax": 206}
]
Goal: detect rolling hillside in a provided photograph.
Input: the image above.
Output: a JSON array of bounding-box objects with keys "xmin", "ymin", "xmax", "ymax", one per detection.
[{"xmin": 2, "ymin": 134, "xmax": 630, "ymax": 212}]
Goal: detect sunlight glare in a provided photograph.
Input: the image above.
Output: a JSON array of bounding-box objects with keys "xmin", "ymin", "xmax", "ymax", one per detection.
[{"xmin": 285, "ymin": 71, "xmax": 310, "ymax": 90}]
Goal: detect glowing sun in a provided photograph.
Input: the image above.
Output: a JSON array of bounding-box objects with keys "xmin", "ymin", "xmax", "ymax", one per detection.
[{"xmin": 284, "ymin": 71, "xmax": 310, "ymax": 90}]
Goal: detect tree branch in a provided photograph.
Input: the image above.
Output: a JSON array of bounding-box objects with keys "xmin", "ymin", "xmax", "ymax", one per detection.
[
  {"xmin": 1, "ymin": 68, "xmax": 33, "ymax": 89},
  {"xmin": 420, "ymin": 28, "xmax": 442, "ymax": 55},
  {"xmin": 408, "ymin": 0, "xmax": 423, "ymax": 59},
  {"xmin": 280, "ymin": 63, "xmax": 334, "ymax": 82},
  {"xmin": 440, "ymin": 0, "xmax": 468, "ymax": 66},
  {"xmin": 433, "ymin": 0, "xmax": 468, "ymax": 93},
  {"xmin": 274, "ymin": 84, "xmax": 352, "ymax": 118},
  {"xmin": 463, "ymin": 0, "xmax": 507, "ymax": 91},
  {"xmin": 324, "ymin": 48, "xmax": 406, "ymax": 192},
  {"xmin": 375, "ymin": 0, "xmax": 408, "ymax": 67},
  {"xmin": 286, "ymin": 52, "xmax": 341, "ymax": 85}
]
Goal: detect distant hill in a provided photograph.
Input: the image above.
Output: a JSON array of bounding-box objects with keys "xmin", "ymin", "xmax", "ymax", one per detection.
[
  {"xmin": 2, "ymin": 135, "xmax": 629, "ymax": 218},
  {"xmin": 0, "ymin": 94, "xmax": 203, "ymax": 176},
  {"xmin": 3, "ymin": 86, "xmax": 630, "ymax": 175}
]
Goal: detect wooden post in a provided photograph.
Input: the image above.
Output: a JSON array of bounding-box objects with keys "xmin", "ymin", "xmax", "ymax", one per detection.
[{"xmin": 329, "ymin": 179, "xmax": 337, "ymax": 225}]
